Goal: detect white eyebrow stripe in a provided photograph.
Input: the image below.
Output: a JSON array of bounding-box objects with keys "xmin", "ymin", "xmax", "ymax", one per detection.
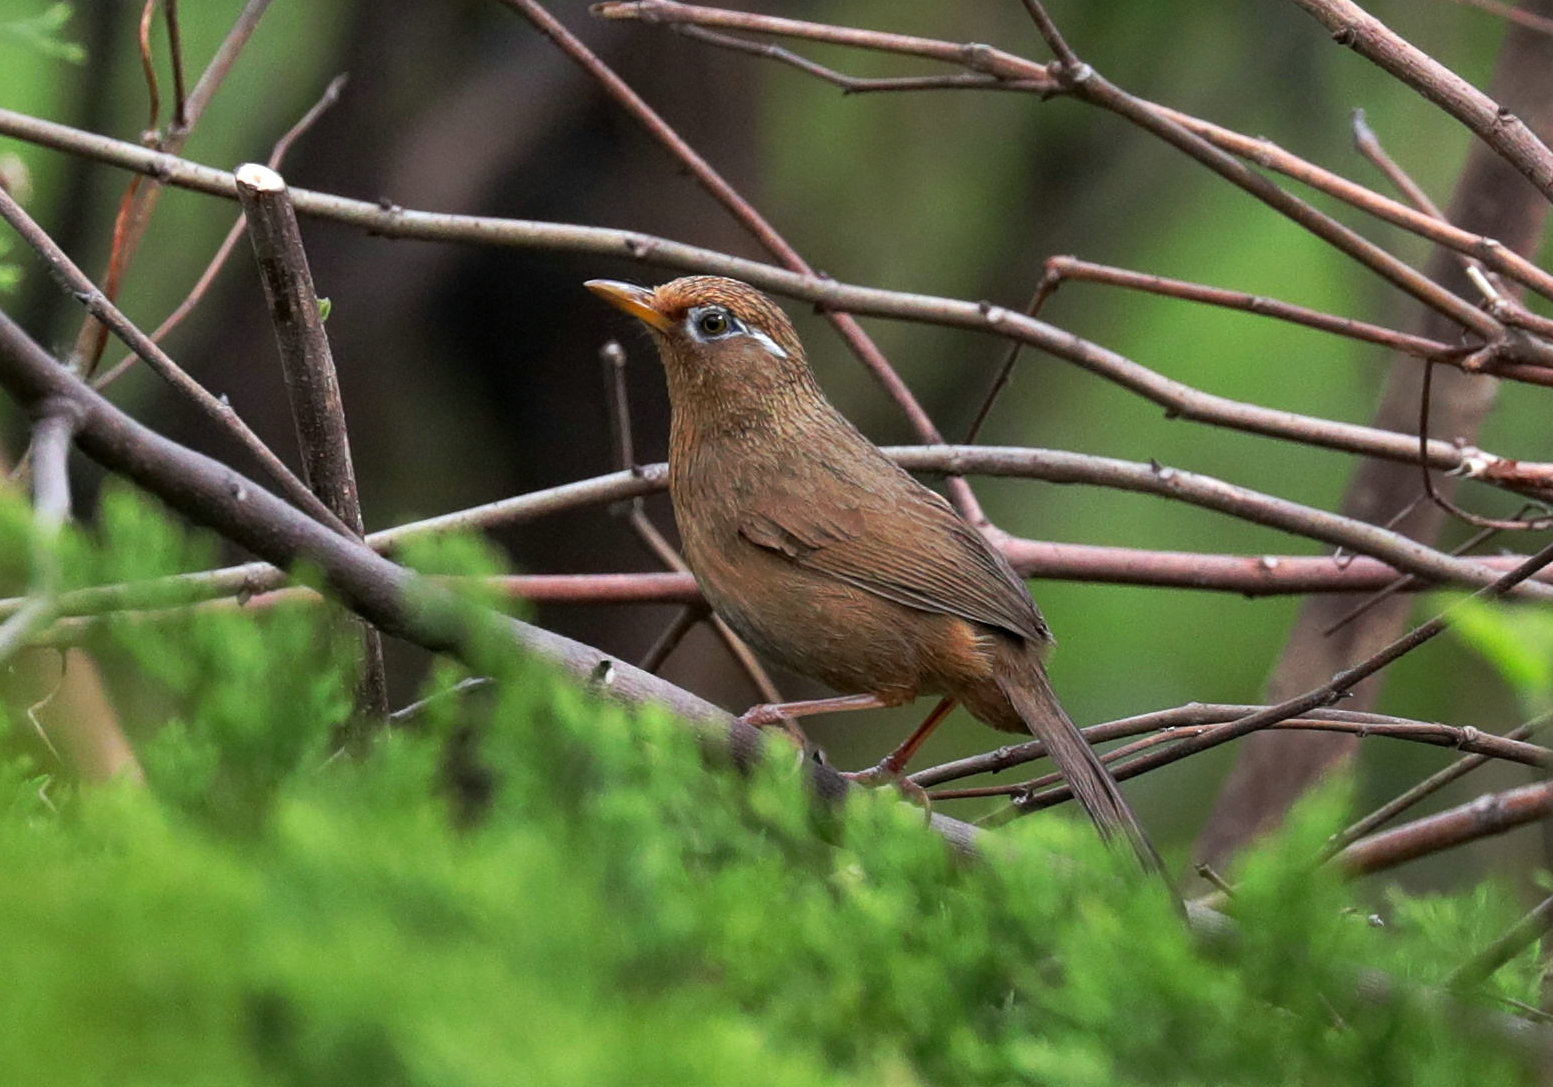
[
  {"xmin": 683, "ymin": 305, "xmax": 789, "ymax": 359},
  {"xmin": 745, "ymin": 327, "xmax": 789, "ymax": 359}
]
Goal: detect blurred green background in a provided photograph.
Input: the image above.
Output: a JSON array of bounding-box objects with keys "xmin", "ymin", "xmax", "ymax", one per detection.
[{"xmin": 1, "ymin": 0, "xmax": 1549, "ymax": 876}]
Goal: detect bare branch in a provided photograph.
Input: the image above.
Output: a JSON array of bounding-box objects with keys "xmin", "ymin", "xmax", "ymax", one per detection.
[
  {"xmin": 235, "ymin": 161, "xmax": 387, "ymax": 723},
  {"xmin": 0, "ymin": 402, "xmax": 76, "ymax": 667},
  {"xmin": 1337, "ymin": 781, "xmax": 1553, "ymax": 876},
  {"xmin": 164, "ymin": 0, "xmax": 188, "ymax": 132},
  {"xmin": 503, "ymin": 0, "xmax": 988, "ymax": 524},
  {"xmin": 1328, "ymin": 715, "xmax": 1552, "ymax": 851},
  {"xmin": 0, "ymin": 182, "xmax": 353, "ymax": 535},
  {"xmin": 1036, "ymin": 256, "xmax": 1477, "ymax": 368},
  {"xmin": 95, "ymin": 74, "xmax": 349, "ymax": 391},
  {"xmin": 912, "ymin": 703, "xmax": 1552, "ymax": 791},
  {"xmin": 1290, "ymin": 0, "xmax": 1553, "ymax": 200},
  {"xmin": 15, "ymin": 441, "xmax": 1553, "ymax": 632},
  {"xmin": 75, "ymin": 0, "xmax": 277, "ymax": 374},
  {"xmin": 992, "ymin": 531, "xmax": 1553, "ymax": 823},
  {"xmin": 8, "ymin": 109, "xmax": 1552, "ymax": 487}
]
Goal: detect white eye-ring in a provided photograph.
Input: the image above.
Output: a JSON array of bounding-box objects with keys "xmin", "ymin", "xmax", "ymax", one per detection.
[{"xmin": 685, "ymin": 306, "xmax": 788, "ymax": 358}]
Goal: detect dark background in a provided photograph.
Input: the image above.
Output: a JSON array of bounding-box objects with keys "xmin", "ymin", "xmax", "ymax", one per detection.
[{"xmin": 1, "ymin": 0, "xmax": 1547, "ymax": 873}]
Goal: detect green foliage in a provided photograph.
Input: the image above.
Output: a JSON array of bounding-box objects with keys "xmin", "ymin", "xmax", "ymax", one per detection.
[
  {"xmin": 1447, "ymin": 594, "xmax": 1553, "ymax": 713},
  {"xmin": 0, "ymin": 489, "xmax": 1543, "ymax": 1085},
  {"xmin": 0, "ymin": 3, "xmax": 84, "ymax": 65}
]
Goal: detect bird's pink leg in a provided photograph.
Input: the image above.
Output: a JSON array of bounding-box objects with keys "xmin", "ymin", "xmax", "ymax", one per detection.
[
  {"xmin": 735, "ymin": 693, "xmax": 888, "ymax": 729},
  {"xmin": 844, "ymin": 697, "xmax": 957, "ymax": 785}
]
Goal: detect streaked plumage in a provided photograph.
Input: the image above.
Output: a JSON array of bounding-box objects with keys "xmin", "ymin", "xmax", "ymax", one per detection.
[{"xmin": 587, "ymin": 274, "xmax": 1158, "ymax": 868}]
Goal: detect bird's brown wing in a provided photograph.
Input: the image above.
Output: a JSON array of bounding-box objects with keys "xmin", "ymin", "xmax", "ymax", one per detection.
[{"xmin": 739, "ymin": 482, "xmax": 1050, "ymax": 645}]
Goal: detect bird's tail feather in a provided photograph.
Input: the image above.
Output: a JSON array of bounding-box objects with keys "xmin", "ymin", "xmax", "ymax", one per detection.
[{"xmin": 996, "ymin": 667, "xmax": 1163, "ymax": 873}]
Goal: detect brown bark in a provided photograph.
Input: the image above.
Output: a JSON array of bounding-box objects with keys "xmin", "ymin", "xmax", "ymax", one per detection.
[{"xmin": 1195, "ymin": 2, "xmax": 1553, "ymax": 869}]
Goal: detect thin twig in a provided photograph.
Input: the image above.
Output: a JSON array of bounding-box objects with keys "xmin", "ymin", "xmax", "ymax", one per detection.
[
  {"xmin": 1328, "ymin": 715, "xmax": 1553, "ymax": 853},
  {"xmin": 1035, "ymin": 255, "xmax": 1477, "ymax": 367},
  {"xmin": 136, "ymin": 0, "xmax": 160, "ymax": 137},
  {"xmin": 0, "ymin": 402, "xmax": 78, "ymax": 676},
  {"xmin": 1319, "ymin": 518, "xmax": 1522, "ymax": 636},
  {"xmin": 637, "ymin": 603, "xmax": 707, "ymax": 673},
  {"xmin": 962, "ymin": 276, "xmax": 1062, "ymax": 444},
  {"xmin": 670, "ymin": 25, "xmax": 1035, "ymax": 95},
  {"xmin": 94, "ymin": 74, "xmax": 348, "ymax": 391},
  {"xmin": 1290, "ymin": 0, "xmax": 1553, "ymax": 201},
  {"xmin": 911, "ymin": 703, "xmax": 1552, "ymax": 791},
  {"xmin": 506, "ymin": 0, "xmax": 988, "ymax": 526},
  {"xmin": 76, "ymin": 0, "xmax": 277, "ymax": 375},
  {"xmin": 13, "ymin": 109, "xmax": 1553, "ymax": 479},
  {"xmin": 387, "ymin": 677, "xmax": 494, "ymax": 726},
  {"xmin": 991, "ymin": 531, "xmax": 1553, "ymax": 823},
  {"xmin": 164, "ymin": 0, "xmax": 188, "ymax": 132},
  {"xmin": 603, "ymin": 1, "xmax": 1553, "ymax": 309},
  {"xmin": 0, "ymin": 181, "xmax": 352, "ymax": 536},
  {"xmin": 1447, "ymin": 0, "xmax": 1553, "ymax": 36},
  {"xmin": 1417, "ymin": 359, "xmax": 1553, "ymax": 531},
  {"xmin": 1352, "ymin": 108, "xmax": 1504, "ymax": 308},
  {"xmin": 1449, "ymin": 893, "xmax": 1553, "ymax": 990}
]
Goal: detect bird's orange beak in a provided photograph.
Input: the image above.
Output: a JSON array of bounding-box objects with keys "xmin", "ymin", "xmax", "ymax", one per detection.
[{"xmin": 585, "ymin": 279, "xmax": 673, "ymax": 334}]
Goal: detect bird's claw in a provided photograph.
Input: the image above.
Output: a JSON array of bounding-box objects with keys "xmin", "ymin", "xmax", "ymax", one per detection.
[{"xmin": 841, "ymin": 763, "xmax": 932, "ymax": 811}]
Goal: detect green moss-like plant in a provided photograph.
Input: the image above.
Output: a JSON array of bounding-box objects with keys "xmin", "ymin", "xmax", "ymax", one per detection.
[{"xmin": 0, "ymin": 488, "xmax": 1541, "ymax": 1086}]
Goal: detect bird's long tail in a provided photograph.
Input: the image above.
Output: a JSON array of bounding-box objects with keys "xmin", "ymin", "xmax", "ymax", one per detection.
[{"xmin": 997, "ymin": 665, "xmax": 1164, "ymax": 873}]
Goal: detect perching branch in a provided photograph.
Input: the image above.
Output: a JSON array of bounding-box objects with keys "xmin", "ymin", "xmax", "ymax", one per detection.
[
  {"xmin": 0, "ymin": 303, "xmax": 1008, "ymax": 840},
  {"xmin": 910, "ymin": 703, "xmax": 1552, "ymax": 791}
]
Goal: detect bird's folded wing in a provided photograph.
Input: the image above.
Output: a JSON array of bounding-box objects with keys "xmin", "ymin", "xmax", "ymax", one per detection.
[{"xmin": 739, "ymin": 489, "xmax": 1049, "ymax": 644}]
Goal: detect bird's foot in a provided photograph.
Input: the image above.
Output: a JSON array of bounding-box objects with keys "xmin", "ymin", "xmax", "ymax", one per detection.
[
  {"xmin": 734, "ymin": 705, "xmax": 813, "ymax": 754},
  {"xmin": 841, "ymin": 762, "xmax": 931, "ymax": 811}
]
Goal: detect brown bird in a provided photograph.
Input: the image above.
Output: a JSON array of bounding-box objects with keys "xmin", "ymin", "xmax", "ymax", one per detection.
[{"xmin": 587, "ymin": 275, "xmax": 1158, "ymax": 866}]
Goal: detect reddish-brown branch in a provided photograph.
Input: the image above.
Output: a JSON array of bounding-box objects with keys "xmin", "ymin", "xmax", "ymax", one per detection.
[
  {"xmin": 1448, "ymin": 0, "xmax": 1553, "ymax": 35},
  {"xmin": 1337, "ymin": 781, "xmax": 1553, "ymax": 876},
  {"xmin": 13, "ymin": 109, "xmax": 1553, "ymax": 484},
  {"xmin": 1290, "ymin": 0, "xmax": 1553, "ymax": 200},
  {"xmin": 94, "ymin": 74, "xmax": 347, "ymax": 391},
  {"xmin": 0, "ymin": 182, "xmax": 351, "ymax": 535},
  {"xmin": 503, "ymin": 0, "xmax": 986, "ymax": 522},
  {"xmin": 911, "ymin": 703, "xmax": 1551, "ymax": 792},
  {"xmin": 15, "ymin": 440, "xmax": 1553, "ymax": 629},
  {"xmin": 993, "ymin": 525, "xmax": 1553, "ymax": 825},
  {"xmin": 1195, "ymin": 4, "xmax": 1553, "ymax": 868},
  {"xmin": 600, "ymin": 1, "xmax": 1553, "ymax": 308},
  {"xmin": 76, "ymin": 0, "xmax": 277, "ymax": 375}
]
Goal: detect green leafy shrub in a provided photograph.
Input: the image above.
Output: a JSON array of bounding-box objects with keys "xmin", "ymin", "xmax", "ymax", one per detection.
[{"xmin": 0, "ymin": 489, "xmax": 1543, "ymax": 1085}]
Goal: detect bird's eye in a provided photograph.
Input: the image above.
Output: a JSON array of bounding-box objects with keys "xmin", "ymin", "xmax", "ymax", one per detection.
[{"xmin": 697, "ymin": 311, "xmax": 730, "ymax": 336}]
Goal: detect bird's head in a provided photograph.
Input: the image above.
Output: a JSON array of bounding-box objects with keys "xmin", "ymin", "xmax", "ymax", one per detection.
[{"xmin": 586, "ymin": 276, "xmax": 819, "ymax": 421}]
